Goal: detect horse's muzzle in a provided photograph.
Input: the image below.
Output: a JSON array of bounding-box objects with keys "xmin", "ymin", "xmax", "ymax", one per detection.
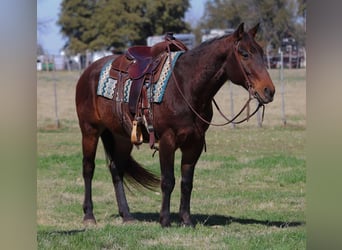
[{"xmin": 254, "ymin": 86, "xmax": 275, "ymax": 104}]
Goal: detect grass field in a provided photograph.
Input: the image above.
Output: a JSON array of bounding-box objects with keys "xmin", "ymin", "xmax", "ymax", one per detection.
[{"xmin": 37, "ymin": 68, "xmax": 306, "ymax": 249}]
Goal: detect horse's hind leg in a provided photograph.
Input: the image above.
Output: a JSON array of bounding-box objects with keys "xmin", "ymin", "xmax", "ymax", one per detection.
[
  {"xmin": 158, "ymin": 131, "xmax": 176, "ymax": 227},
  {"xmin": 81, "ymin": 124, "xmax": 100, "ymax": 225},
  {"xmin": 109, "ymin": 161, "xmax": 134, "ymax": 222},
  {"xmin": 101, "ymin": 131, "xmax": 134, "ymax": 222}
]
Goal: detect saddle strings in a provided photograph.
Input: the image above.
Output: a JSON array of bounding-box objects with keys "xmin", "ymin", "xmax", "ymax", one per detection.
[{"xmin": 168, "ymin": 41, "xmax": 264, "ymax": 127}]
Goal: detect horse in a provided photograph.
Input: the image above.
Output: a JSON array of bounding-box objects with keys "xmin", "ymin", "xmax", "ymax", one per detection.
[{"xmin": 75, "ymin": 23, "xmax": 275, "ymax": 227}]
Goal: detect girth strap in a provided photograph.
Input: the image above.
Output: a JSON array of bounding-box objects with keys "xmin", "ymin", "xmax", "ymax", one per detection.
[{"xmin": 141, "ymin": 85, "xmax": 156, "ymax": 149}]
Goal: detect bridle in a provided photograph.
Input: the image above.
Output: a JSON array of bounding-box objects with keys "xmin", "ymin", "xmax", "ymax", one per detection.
[{"xmin": 167, "ymin": 39, "xmax": 265, "ymax": 127}]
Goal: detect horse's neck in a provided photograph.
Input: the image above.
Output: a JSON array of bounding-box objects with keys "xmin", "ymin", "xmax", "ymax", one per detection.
[{"xmin": 179, "ymin": 37, "xmax": 234, "ymax": 107}]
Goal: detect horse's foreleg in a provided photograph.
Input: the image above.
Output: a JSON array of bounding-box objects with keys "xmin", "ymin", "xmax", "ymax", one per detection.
[
  {"xmin": 179, "ymin": 138, "xmax": 204, "ymax": 227},
  {"xmin": 81, "ymin": 132, "xmax": 99, "ymax": 225},
  {"xmin": 158, "ymin": 131, "xmax": 176, "ymax": 227}
]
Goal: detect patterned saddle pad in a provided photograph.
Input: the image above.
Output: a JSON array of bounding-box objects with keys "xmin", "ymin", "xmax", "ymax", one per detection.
[{"xmin": 97, "ymin": 51, "xmax": 184, "ymax": 103}]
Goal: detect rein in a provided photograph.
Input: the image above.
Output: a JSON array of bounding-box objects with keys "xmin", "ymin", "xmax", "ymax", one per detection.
[{"xmin": 167, "ymin": 40, "xmax": 265, "ymax": 127}]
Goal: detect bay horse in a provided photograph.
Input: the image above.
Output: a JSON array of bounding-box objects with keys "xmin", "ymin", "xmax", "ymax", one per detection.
[{"xmin": 75, "ymin": 23, "xmax": 275, "ymax": 227}]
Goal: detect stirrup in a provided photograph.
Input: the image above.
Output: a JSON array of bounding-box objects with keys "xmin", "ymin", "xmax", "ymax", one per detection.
[{"xmin": 131, "ymin": 120, "xmax": 143, "ymax": 145}]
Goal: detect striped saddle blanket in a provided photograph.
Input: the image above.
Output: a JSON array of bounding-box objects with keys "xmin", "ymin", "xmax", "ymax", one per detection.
[{"xmin": 97, "ymin": 51, "xmax": 184, "ymax": 103}]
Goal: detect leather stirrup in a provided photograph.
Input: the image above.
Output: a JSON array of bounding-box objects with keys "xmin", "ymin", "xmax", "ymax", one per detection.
[{"xmin": 131, "ymin": 120, "xmax": 143, "ymax": 145}]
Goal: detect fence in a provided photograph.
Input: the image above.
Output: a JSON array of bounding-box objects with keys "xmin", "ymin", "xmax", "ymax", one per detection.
[
  {"xmin": 38, "ymin": 52, "xmax": 304, "ymax": 129},
  {"xmin": 37, "ymin": 50, "xmax": 114, "ymax": 72}
]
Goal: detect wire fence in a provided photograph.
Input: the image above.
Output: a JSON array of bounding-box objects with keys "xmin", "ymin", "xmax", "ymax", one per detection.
[{"xmin": 38, "ymin": 52, "xmax": 305, "ymax": 129}]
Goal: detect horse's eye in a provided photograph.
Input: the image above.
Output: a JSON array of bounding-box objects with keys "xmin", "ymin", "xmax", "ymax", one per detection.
[
  {"xmin": 239, "ymin": 48, "xmax": 249, "ymax": 59},
  {"xmin": 241, "ymin": 50, "xmax": 249, "ymax": 59}
]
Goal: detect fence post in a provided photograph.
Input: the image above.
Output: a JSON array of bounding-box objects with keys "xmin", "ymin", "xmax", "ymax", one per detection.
[
  {"xmin": 289, "ymin": 46, "xmax": 292, "ymax": 69},
  {"xmin": 279, "ymin": 50, "xmax": 287, "ymax": 126},
  {"xmin": 52, "ymin": 56, "xmax": 60, "ymax": 128}
]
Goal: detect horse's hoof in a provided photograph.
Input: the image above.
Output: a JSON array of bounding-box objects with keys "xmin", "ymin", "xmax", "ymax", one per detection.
[
  {"xmin": 179, "ymin": 214, "xmax": 194, "ymax": 228},
  {"xmin": 181, "ymin": 221, "xmax": 195, "ymax": 228},
  {"xmin": 160, "ymin": 219, "xmax": 171, "ymax": 228},
  {"xmin": 83, "ymin": 218, "xmax": 97, "ymax": 227},
  {"xmin": 122, "ymin": 217, "xmax": 137, "ymax": 224}
]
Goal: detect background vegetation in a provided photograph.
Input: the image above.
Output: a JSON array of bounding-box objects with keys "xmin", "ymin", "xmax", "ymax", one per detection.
[
  {"xmin": 58, "ymin": 0, "xmax": 191, "ymax": 52},
  {"xmin": 37, "ymin": 68, "xmax": 306, "ymax": 249},
  {"xmin": 197, "ymin": 0, "xmax": 306, "ymax": 48},
  {"xmin": 56, "ymin": 0, "xmax": 306, "ymax": 53}
]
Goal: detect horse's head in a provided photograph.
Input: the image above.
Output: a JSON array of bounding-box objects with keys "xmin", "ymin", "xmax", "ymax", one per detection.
[{"xmin": 229, "ymin": 23, "xmax": 275, "ymax": 104}]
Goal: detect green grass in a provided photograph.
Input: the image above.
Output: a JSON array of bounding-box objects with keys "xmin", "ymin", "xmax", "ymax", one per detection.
[
  {"xmin": 37, "ymin": 126, "xmax": 306, "ymax": 249},
  {"xmin": 37, "ymin": 70, "xmax": 306, "ymax": 249},
  {"xmin": 38, "ymin": 223, "xmax": 305, "ymax": 250}
]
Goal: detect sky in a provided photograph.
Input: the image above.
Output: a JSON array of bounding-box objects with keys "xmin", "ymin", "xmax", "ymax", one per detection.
[{"xmin": 37, "ymin": 0, "xmax": 206, "ymax": 55}]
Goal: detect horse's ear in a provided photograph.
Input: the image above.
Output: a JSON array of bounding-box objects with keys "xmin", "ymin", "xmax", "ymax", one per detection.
[
  {"xmin": 234, "ymin": 23, "xmax": 244, "ymax": 40},
  {"xmin": 248, "ymin": 23, "xmax": 260, "ymax": 38}
]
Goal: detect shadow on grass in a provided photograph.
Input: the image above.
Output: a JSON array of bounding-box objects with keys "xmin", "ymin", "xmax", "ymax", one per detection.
[
  {"xmin": 38, "ymin": 213, "xmax": 304, "ymax": 236},
  {"xmin": 38, "ymin": 229, "xmax": 87, "ymax": 236},
  {"xmin": 131, "ymin": 212, "xmax": 305, "ymax": 228}
]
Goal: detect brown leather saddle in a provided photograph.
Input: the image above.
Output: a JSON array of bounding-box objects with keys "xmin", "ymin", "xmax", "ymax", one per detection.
[
  {"xmin": 109, "ymin": 33, "xmax": 188, "ymax": 147},
  {"xmin": 110, "ymin": 49, "xmax": 163, "ymax": 112},
  {"xmin": 110, "ymin": 34, "xmax": 186, "ymax": 114}
]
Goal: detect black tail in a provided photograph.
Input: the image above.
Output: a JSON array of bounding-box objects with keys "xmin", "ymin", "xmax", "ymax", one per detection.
[
  {"xmin": 100, "ymin": 130, "xmax": 159, "ymax": 190},
  {"xmin": 124, "ymin": 156, "xmax": 160, "ymax": 191}
]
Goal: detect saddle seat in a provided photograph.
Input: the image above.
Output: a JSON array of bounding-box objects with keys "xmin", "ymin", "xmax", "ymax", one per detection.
[
  {"xmin": 126, "ymin": 46, "xmax": 152, "ymax": 60},
  {"xmin": 126, "ymin": 46, "xmax": 154, "ymax": 80}
]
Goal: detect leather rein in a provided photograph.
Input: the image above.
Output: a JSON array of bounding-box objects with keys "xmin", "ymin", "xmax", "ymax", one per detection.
[{"xmin": 167, "ymin": 40, "xmax": 265, "ymax": 127}]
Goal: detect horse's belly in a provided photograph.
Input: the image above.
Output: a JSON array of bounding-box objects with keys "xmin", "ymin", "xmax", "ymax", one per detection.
[{"xmin": 96, "ymin": 98, "xmax": 131, "ymax": 137}]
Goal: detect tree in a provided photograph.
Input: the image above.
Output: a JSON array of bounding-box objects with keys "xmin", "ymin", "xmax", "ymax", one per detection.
[
  {"xmin": 58, "ymin": 0, "xmax": 98, "ymax": 54},
  {"xmin": 37, "ymin": 18, "xmax": 52, "ymax": 55},
  {"xmin": 199, "ymin": 0, "xmax": 305, "ymax": 49},
  {"xmin": 201, "ymin": 0, "xmax": 242, "ymax": 30},
  {"xmin": 37, "ymin": 43, "xmax": 45, "ymax": 55},
  {"xmin": 58, "ymin": 0, "xmax": 190, "ymax": 54}
]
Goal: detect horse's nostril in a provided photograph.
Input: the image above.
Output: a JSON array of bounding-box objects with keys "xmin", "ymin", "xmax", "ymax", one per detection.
[
  {"xmin": 264, "ymin": 87, "xmax": 274, "ymax": 99},
  {"xmin": 264, "ymin": 87, "xmax": 268, "ymax": 93}
]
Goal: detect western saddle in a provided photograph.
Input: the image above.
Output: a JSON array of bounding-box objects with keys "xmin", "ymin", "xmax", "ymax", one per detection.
[{"xmin": 109, "ymin": 33, "xmax": 188, "ymax": 148}]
